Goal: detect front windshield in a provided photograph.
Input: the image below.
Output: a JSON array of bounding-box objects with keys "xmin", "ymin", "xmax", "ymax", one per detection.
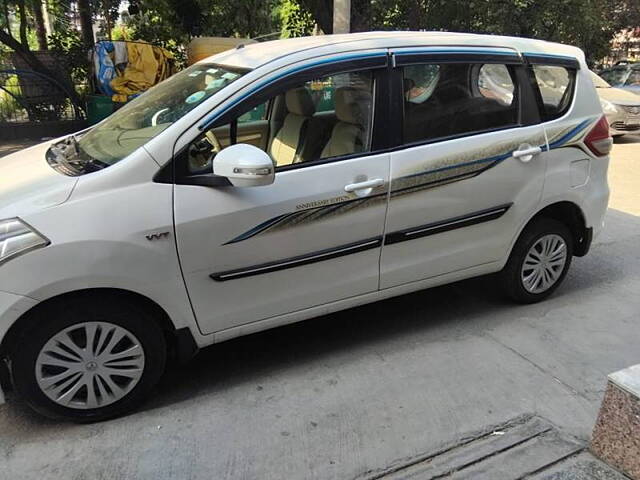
[
  {"xmin": 75, "ymin": 63, "xmax": 248, "ymax": 167},
  {"xmin": 625, "ymin": 69, "xmax": 640, "ymax": 86},
  {"xmin": 590, "ymin": 71, "xmax": 611, "ymax": 88},
  {"xmin": 600, "ymin": 68, "xmax": 629, "ymax": 86}
]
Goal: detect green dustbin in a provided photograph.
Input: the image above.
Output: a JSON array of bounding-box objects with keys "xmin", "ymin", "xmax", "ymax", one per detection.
[{"xmin": 87, "ymin": 95, "xmax": 114, "ymax": 125}]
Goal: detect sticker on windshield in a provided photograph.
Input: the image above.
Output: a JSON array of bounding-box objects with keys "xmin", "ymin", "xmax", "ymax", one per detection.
[
  {"xmin": 188, "ymin": 71, "xmax": 204, "ymax": 77},
  {"xmin": 185, "ymin": 91, "xmax": 206, "ymax": 104},
  {"xmin": 206, "ymin": 78, "xmax": 226, "ymax": 90}
]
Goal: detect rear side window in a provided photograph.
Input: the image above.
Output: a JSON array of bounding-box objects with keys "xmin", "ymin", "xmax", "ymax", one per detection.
[
  {"xmin": 530, "ymin": 65, "xmax": 576, "ymax": 121},
  {"xmin": 402, "ymin": 63, "xmax": 519, "ymax": 144}
]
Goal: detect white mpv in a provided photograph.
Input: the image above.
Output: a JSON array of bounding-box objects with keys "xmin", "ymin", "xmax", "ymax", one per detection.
[{"xmin": 0, "ymin": 32, "xmax": 611, "ymax": 421}]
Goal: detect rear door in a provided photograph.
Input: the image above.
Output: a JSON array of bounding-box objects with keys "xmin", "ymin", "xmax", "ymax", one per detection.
[{"xmin": 381, "ymin": 47, "xmax": 548, "ymax": 289}]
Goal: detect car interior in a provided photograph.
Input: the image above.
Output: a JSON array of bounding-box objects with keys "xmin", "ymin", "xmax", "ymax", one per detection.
[
  {"xmin": 402, "ymin": 63, "xmax": 519, "ymax": 143},
  {"xmin": 189, "ymin": 72, "xmax": 374, "ymax": 173}
]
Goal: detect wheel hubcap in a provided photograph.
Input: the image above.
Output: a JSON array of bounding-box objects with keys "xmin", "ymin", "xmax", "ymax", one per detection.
[
  {"xmin": 35, "ymin": 322, "xmax": 145, "ymax": 410},
  {"xmin": 521, "ymin": 234, "xmax": 567, "ymax": 294}
]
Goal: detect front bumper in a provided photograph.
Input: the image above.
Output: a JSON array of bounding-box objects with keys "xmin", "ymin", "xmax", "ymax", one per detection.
[
  {"xmin": 606, "ymin": 108, "xmax": 640, "ymax": 135},
  {"xmin": 0, "ymin": 290, "xmax": 39, "ymax": 405}
]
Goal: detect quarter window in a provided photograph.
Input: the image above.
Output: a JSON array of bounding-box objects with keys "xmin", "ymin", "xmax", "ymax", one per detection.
[
  {"xmin": 402, "ymin": 63, "xmax": 519, "ymax": 144},
  {"xmin": 530, "ymin": 65, "xmax": 575, "ymax": 120}
]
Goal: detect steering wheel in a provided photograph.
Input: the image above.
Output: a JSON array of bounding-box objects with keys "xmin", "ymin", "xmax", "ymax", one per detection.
[
  {"xmin": 151, "ymin": 108, "xmax": 171, "ymax": 127},
  {"xmin": 205, "ymin": 130, "xmax": 223, "ymax": 154}
]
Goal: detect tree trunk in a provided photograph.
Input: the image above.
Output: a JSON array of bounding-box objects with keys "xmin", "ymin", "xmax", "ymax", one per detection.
[
  {"xmin": 2, "ymin": 1, "xmax": 10, "ymax": 32},
  {"xmin": 31, "ymin": 0, "xmax": 48, "ymax": 50},
  {"xmin": 300, "ymin": 0, "xmax": 333, "ymax": 34},
  {"xmin": 77, "ymin": 0, "xmax": 95, "ymax": 49},
  {"xmin": 407, "ymin": 0, "xmax": 423, "ymax": 31},
  {"xmin": 17, "ymin": 0, "xmax": 29, "ymax": 47}
]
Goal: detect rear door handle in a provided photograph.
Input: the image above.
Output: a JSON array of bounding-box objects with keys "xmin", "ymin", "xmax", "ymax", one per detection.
[
  {"xmin": 512, "ymin": 144, "xmax": 542, "ymax": 163},
  {"xmin": 344, "ymin": 178, "xmax": 384, "ymax": 193}
]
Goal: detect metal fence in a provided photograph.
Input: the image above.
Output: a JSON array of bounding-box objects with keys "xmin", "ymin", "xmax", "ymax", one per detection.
[{"xmin": 0, "ymin": 51, "xmax": 87, "ymax": 125}]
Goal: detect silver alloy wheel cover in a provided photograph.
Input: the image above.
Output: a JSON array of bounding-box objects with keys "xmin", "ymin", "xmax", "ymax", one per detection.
[
  {"xmin": 35, "ymin": 321, "xmax": 145, "ymax": 410},
  {"xmin": 521, "ymin": 233, "xmax": 568, "ymax": 294}
]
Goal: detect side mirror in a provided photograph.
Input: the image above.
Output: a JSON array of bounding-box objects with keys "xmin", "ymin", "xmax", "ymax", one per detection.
[{"xmin": 213, "ymin": 143, "xmax": 275, "ymax": 187}]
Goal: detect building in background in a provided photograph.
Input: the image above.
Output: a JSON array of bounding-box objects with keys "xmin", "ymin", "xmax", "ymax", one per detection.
[{"xmin": 602, "ymin": 28, "xmax": 640, "ymax": 67}]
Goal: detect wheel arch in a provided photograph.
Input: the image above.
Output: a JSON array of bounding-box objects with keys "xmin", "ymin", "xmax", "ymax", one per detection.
[
  {"xmin": 0, "ymin": 288, "xmax": 198, "ymax": 364},
  {"xmin": 515, "ymin": 201, "xmax": 591, "ymax": 258}
]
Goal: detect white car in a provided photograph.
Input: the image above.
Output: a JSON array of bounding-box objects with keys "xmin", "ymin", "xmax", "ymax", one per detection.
[{"xmin": 0, "ymin": 32, "xmax": 611, "ymax": 421}]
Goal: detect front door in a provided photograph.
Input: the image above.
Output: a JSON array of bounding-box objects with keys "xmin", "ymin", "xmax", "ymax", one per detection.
[
  {"xmin": 173, "ymin": 59, "xmax": 391, "ymax": 335},
  {"xmin": 381, "ymin": 48, "xmax": 548, "ymax": 288}
]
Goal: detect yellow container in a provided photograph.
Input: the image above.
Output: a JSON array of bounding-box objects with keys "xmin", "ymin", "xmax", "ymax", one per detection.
[{"xmin": 187, "ymin": 37, "xmax": 255, "ymax": 65}]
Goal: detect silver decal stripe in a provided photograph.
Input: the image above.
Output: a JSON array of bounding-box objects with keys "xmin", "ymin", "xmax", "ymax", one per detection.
[
  {"xmin": 223, "ymin": 133, "xmax": 547, "ymax": 246},
  {"xmin": 211, "ymin": 238, "xmax": 382, "ymax": 281}
]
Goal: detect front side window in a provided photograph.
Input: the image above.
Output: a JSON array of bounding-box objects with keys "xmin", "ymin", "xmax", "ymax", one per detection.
[
  {"xmin": 189, "ymin": 70, "xmax": 375, "ymax": 173},
  {"xmin": 71, "ymin": 63, "xmax": 248, "ymax": 168},
  {"xmin": 402, "ymin": 63, "xmax": 519, "ymax": 144},
  {"xmin": 531, "ymin": 65, "xmax": 575, "ymax": 120}
]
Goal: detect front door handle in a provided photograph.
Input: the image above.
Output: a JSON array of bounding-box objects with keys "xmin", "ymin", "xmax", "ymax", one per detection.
[
  {"xmin": 344, "ymin": 178, "xmax": 384, "ymax": 193},
  {"xmin": 512, "ymin": 144, "xmax": 542, "ymax": 163}
]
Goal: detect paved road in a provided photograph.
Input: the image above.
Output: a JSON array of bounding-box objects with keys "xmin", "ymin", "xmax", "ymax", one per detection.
[{"xmin": 1, "ymin": 137, "xmax": 639, "ymax": 479}]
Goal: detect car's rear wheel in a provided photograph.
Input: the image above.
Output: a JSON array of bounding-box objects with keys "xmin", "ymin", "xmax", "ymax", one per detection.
[
  {"xmin": 10, "ymin": 295, "xmax": 166, "ymax": 422},
  {"xmin": 501, "ymin": 218, "xmax": 573, "ymax": 303}
]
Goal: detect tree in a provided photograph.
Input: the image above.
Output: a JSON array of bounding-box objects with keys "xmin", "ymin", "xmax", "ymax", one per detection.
[
  {"xmin": 77, "ymin": 0, "xmax": 95, "ymax": 48},
  {"xmin": 31, "ymin": 0, "xmax": 47, "ymax": 50},
  {"xmin": 0, "ymin": 0, "xmax": 83, "ymax": 106},
  {"xmin": 297, "ymin": 0, "xmax": 640, "ymax": 65}
]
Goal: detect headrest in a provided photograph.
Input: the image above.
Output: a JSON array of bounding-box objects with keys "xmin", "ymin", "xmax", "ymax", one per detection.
[
  {"xmin": 335, "ymin": 87, "xmax": 372, "ymax": 125},
  {"xmin": 285, "ymin": 87, "xmax": 315, "ymax": 117}
]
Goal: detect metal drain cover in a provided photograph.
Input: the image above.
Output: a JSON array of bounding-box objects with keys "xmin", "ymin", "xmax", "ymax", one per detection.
[{"xmin": 362, "ymin": 416, "xmax": 587, "ymax": 480}]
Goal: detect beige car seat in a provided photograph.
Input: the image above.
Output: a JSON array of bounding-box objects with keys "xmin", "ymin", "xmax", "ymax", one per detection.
[
  {"xmin": 320, "ymin": 87, "xmax": 372, "ymax": 159},
  {"xmin": 269, "ymin": 87, "xmax": 316, "ymax": 166}
]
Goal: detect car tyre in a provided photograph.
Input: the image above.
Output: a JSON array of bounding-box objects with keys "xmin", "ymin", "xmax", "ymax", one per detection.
[
  {"xmin": 501, "ymin": 218, "xmax": 573, "ymax": 304},
  {"xmin": 10, "ymin": 294, "xmax": 166, "ymax": 422}
]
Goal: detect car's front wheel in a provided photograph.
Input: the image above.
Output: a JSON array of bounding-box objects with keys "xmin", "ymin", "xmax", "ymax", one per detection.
[
  {"xmin": 501, "ymin": 218, "xmax": 573, "ymax": 304},
  {"xmin": 10, "ymin": 294, "xmax": 166, "ymax": 422}
]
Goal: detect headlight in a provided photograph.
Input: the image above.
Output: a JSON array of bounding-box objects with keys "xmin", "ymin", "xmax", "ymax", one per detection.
[
  {"xmin": 0, "ymin": 218, "xmax": 49, "ymax": 265},
  {"xmin": 600, "ymin": 99, "xmax": 619, "ymax": 114}
]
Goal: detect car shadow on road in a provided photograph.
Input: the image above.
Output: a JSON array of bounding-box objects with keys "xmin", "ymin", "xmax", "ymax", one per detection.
[{"xmin": 613, "ymin": 134, "xmax": 640, "ymax": 144}]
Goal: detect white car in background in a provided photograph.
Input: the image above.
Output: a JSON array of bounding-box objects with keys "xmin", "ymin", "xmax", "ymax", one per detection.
[
  {"xmin": 0, "ymin": 32, "xmax": 611, "ymax": 421},
  {"xmin": 591, "ymin": 71, "xmax": 640, "ymax": 137}
]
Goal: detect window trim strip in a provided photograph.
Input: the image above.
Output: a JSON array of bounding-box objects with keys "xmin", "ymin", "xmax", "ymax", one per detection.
[
  {"xmin": 384, "ymin": 204, "xmax": 512, "ymax": 246},
  {"xmin": 198, "ymin": 52, "xmax": 388, "ymax": 131},
  {"xmin": 523, "ymin": 53, "xmax": 580, "ymax": 69},
  {"xmin": 394, "ymin": 51, "xmax": 523, "ymax": 66}
]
